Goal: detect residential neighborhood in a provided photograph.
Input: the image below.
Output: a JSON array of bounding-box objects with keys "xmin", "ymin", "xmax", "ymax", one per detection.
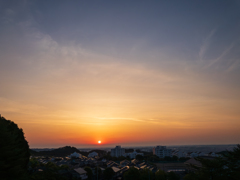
[{"xmin": 28, "ymin": 145, "xmax": 228, "ymax": 180}]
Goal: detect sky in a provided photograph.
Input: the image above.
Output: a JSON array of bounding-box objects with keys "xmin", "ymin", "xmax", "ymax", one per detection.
[{"xmin": 0, "ymin": 0, "xmax": 240, "ymax": 148}]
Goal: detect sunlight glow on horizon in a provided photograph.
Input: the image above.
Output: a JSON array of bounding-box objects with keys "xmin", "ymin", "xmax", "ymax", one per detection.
[{"xmin": 0, "ymin": 1, "xmax": 240, "ymax": 148}]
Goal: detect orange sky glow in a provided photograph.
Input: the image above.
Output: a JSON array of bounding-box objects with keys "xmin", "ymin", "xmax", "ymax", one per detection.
[{"xmin": 0, "ymin": 1, "xmax": 240, "ymax": 148}]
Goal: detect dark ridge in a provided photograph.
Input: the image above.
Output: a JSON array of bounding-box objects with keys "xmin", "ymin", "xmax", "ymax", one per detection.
[{"xmin": 30, "ymin": 146, "xmax": 88, "ymax": 157}]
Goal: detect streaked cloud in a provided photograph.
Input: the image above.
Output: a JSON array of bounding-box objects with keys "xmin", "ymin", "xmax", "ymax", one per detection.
[{"xmin": 0, "ymin": 0, "xmax": 239, "ymax": 147}]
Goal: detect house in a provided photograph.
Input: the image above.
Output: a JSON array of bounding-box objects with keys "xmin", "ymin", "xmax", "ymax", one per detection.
[
  {"xmin": 68, "ymin": 152, "xmax": 82, "ymax": 158},
  {"xmin": 173, "ymin": 151, "xmax": 186, "ymax": 158},
  {"xmin": 72, "ymin": 168, "xmax": 88, "ymax": 180},
  {"xmin": 88, "ymin": 151, "xmax": 98, "ymax": 158},
  {"xmin": 120, "ymin": 160, "xmax": 130, "ymax": 167},
  {"xmin": 125, "ymin": 150, "xmax": 144, "ymax": 159},
  {"xmin": 131, "ymin": 159, "xmax": 140, "ymax": 165},
  {"xmin": 190, "ymin": 152, "xmax": 199, "ymax": 158},
  {"xmin": 197, "ymin": 152, "xmax": 205, "ymax": 156},
  {"xmin": 112, "ymin": 167, "xmax": 121, "ymax": 178},
  {"xmin": 137, "ymin": 162, "xmax": 146, "ymax": 168},
  {"xmin": 119, "ymin": 166, "xmax": 130, "ymax": 175},
  {"xmin": 107, "ymin": 161, "xmax": 119, "ymax": 168}
]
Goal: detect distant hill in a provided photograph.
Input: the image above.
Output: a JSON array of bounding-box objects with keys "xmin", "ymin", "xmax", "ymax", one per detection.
[{"xmin": 30, "ymin": 146, "xmax": 88, "ymax": 157}]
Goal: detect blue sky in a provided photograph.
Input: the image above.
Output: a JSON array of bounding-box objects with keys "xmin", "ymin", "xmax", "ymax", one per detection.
[{"xmin": 0, "ymin": 0, "xmax": 240, "ymax": 147}]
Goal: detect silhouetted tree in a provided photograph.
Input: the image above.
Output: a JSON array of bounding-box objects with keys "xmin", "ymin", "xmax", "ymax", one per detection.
[
  {"xmin": 183, "ymin": 145, "xmax": 240, "ymax": 180},
  {"xmin": 103, "ymin": 167, "xmax": 115, "ymax": 180},
  {"xmin": 168, "ymin": 171, "xmax": 180, "ymax": 180},
  {"xmin": 94, "ymin": 167, "xmax": 102, "ymax": 180},
  {"xmin": 155, "ymin": 169, "xmax": 167, "ymax": 180},
  {"xmin": 136, "ymin": 154, "xmax": 144, "ymax": 161},
  {"xmin": 0, "ymin": 116, "xmax": 30, "ymax": 180},
  {"xmin": 164, "ymin": 156, "xmax": 172, "ymax": 161},
  {"xmin": 29, "ymin": 158, "xmax": 40, "ymax": 169},
  {"xmin": 223, "ymin": 144, "xmax": 240, "ymax": 179},
  {"xmin": 179, "ymin": 157, "xmax": 190, "ymax": 161},
  {"xmin": 84, "ymin": 166, "xmax": 93, "ymax": 180},
  {"xmin": 140, "ymin": 168, "xmax": 154, "ymax": 180},
  {"xmin": 172, "ymin": 155, "xmax": 178, "ymax": 161},
  {"xmin": 124, "ymin": 167, "xmax": 140, "ymax": 180}
]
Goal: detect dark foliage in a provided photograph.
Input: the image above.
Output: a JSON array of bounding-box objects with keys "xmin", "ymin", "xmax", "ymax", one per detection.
[
  {"xmin": 179, "ymin": 157, "xmax": 190, "ymax": 162},
  {"xmin": 94, "ymin": 167, "xmax": 102, "ymax": 180},
  {"xmin": 184, "ymin": 145, "xmax": 240, "ymax": 180},
  {"xmin": 31, "ymin": 146, "xmax": 88, "ymax": 157},
  {"xmin": 155, "ymin": 169, "xmax": 167, "ymax": 180},
  {"xmin": 84, "ymin": 166, "xmax": 93, "ymax": 180},
  {"xmin": 139, "ymin": 168, "xmax": 154, "ymax": 180},
  {"xmin": 136, "ymin": 155, "xmax": 144, "ymax": 161},
  {"xmin": 0, "ymin": 116, "xmax": 30, "ymax": 180},
  {"xmin": 168, "ymin": 171, "xmax": 180, "ymax": 180},
  {"xmin": 103, "ymin": 167, "xmax": 115, "ymax": 180},
  {"xmin": 123, "ymin": 167, "xmax": 141, "ymax": 180}
]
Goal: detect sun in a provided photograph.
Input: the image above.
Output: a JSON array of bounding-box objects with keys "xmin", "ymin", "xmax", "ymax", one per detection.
[{"xmin": 98, "ymin": 140, "xmax": 101, "ymax": 144}]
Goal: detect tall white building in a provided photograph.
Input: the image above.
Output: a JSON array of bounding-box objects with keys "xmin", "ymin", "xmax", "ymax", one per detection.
[
  {"xmin": 111, "ymin": 146, "xmax": 125, "ymax": 157},
  {"xmin": 153, "ymin": 146, "xmax": 172, "ymax": 158}
]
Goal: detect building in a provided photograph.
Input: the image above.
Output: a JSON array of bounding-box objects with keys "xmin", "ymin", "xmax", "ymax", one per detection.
[
  {"xmin": 120, "ymin": 160, "xmax": 130, "ymax": 167},
  {"xmin": 111, "ymin": 146, "xmax": 125, "ymax": 157},
  {"xmin": 172, "ymin": 150, "xmax": 186, "ymax": 158},
  {"xmin": 73, "ymin": 168, "xmax": 88, "ymax": 180},
  {"xmin": 125, "ymin": 150, "xmax": 144, "ymax": 159},
  {"xmin": 153, "ymin": 146, "xmax": 172, "ymax": 158},
  {"xmin": 88, "ymin": 151, "xmax": 98, "ymax": 158},
  {"xmin": 68, "ymin": 152, "xmax": 82, "ymax": 158}
]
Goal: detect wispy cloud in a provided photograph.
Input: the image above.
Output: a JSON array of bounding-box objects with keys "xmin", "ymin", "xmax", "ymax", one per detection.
[
  {"xmin": 95, "ymin": 117, "xmax": 144, "ymax": 122},
  {"xmin": 207, "ymin": 43, "xmax": 235, "ymax": 68},
  {"xmin": 199, "ymin": 29, "xmax": 216, "ymax": 61}
]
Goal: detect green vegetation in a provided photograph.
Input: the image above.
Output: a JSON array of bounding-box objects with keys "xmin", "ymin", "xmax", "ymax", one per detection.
[
  {"xmin": 124, "ymin": 167, "xmax": 141, "ymax": 180},
  {"xmin": 184, "ymin": 145, "xmax": 240, "ymax": 180},
  {"xmin": 0, "ymin": 116, "xmax": 30, "ymax": 180},
  {"xmin": 168, "ymin": 171, "xmax": 180, "ymax": 180},
  {"xmin": 155, "ymin": 169, "xmax": 167, "ymax": 180},
  {"xmin": 94, "ymin": 166, "xmax": 102, "ymax": 180},
  {"xmin": 29, "ymin": 159, "xmax": 71, "ymax": 180},
  {"xmin": 123, "ymin": 167, "xmax": 180, "ymax": 180},
  {"xmin": 136, "ymin": 154, "xmax": 144, "ymax": 161},
  {"xmin": 84, "ymin": 166, "xmax": 93, "ymax": 180},
  {"xmin": 103, "ymin": 167, "xmax": 115, "ymax": 180},
  {"xmin": 139, "ymin": 168, "xmax": 154, "ymax": 180}
]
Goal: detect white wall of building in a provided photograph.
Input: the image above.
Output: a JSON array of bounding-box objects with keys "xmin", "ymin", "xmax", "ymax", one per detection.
[
  {"xmin": 153, "ymin": 146, "xmax": 172, "ymax": 158},
  {"xmin": 111, "ymin": 146, "xmax": 125, "ymax": 157}
]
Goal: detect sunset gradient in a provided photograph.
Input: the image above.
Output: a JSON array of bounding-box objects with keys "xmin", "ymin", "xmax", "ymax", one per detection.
[{"xmin": 0, "ymin": 0, "xmax": 240, "ymax": 148}]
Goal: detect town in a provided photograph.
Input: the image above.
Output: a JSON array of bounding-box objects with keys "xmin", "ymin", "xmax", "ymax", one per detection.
[{"xmin": 28, "ymin": 145, "xmax": 234, "ymax": 180}]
